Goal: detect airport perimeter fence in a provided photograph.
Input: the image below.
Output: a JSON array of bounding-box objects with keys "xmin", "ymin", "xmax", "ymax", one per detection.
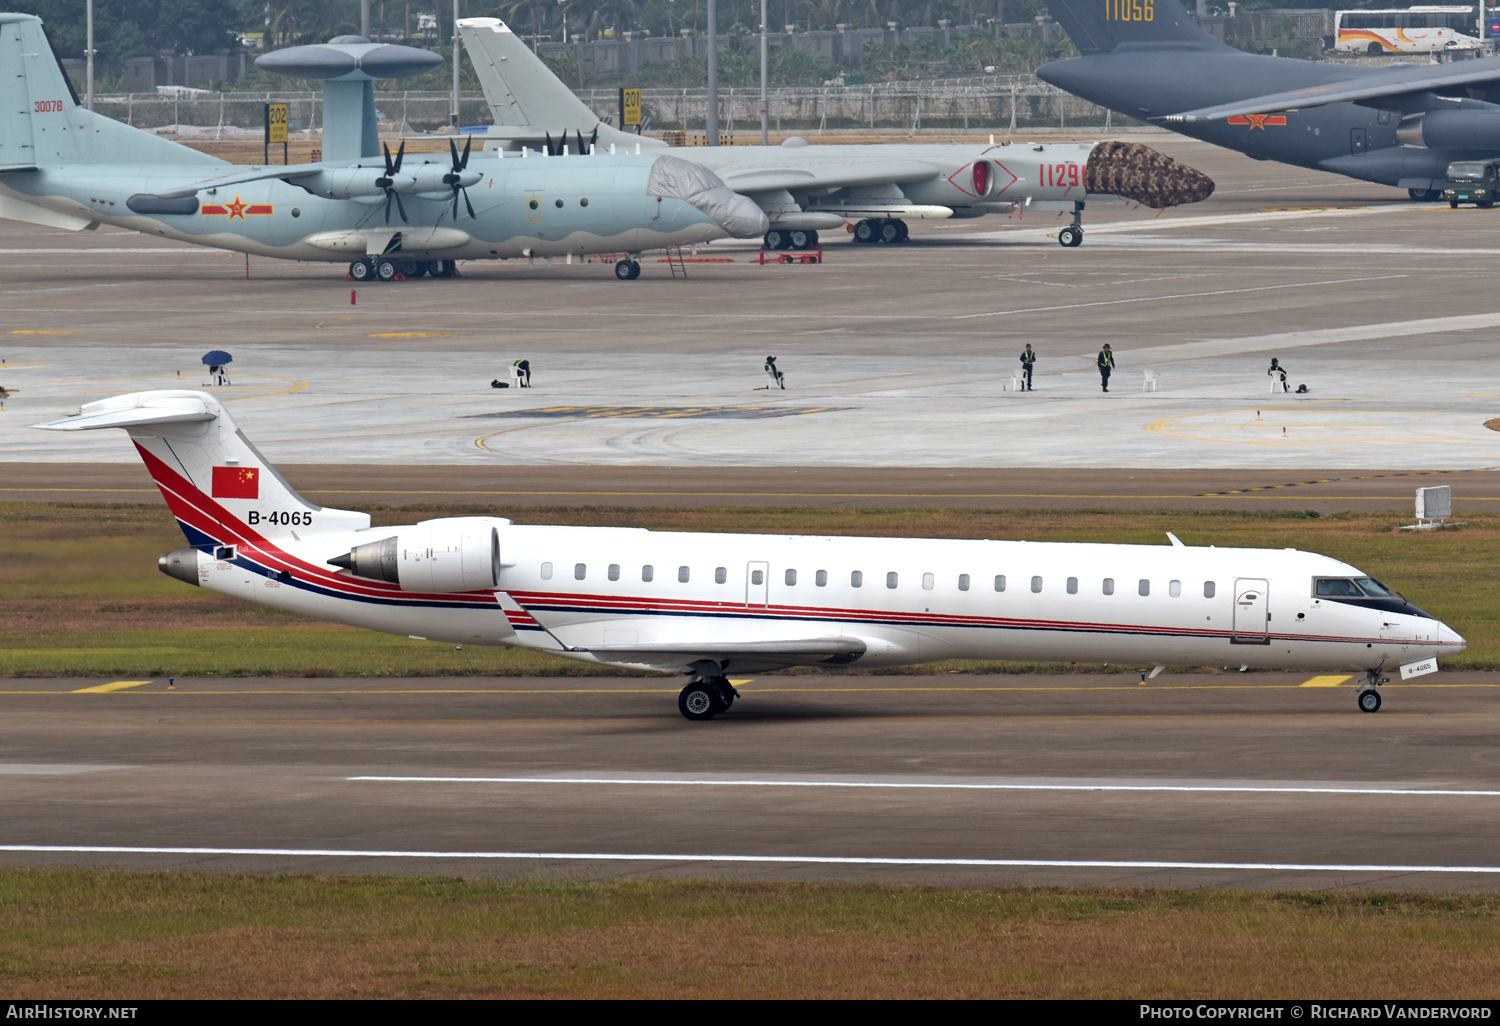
[{"xmin": 90, "ymin": 78, "xmax": 1128, "ymax": 139}]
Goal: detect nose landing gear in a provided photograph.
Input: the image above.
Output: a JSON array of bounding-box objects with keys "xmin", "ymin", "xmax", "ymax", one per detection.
[
  {"xmin": 1057, "ymin": 201, "xmax": 1085, "ymax": 248},
  {"xmin": 1357, "ymin": 669, "xmax": 1387, "ymax": 713}
]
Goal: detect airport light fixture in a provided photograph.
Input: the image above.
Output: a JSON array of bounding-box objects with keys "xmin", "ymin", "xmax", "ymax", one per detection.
[
  {"xmin": 760, "ymin": 0, "xmax": 768, "ymax": 145},
  {"xmin": 706, "ymin": 0, "xmax": 719, "ymax": 145}
]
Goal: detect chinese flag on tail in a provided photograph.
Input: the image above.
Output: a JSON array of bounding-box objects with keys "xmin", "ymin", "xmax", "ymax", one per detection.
[{"xmin": 212, "ymin": 466, "xmax": 259, "ymax": 499}]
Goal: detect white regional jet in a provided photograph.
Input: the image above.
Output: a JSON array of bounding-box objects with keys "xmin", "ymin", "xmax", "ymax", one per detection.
[{"xmin": 39, "ymin": 390, "xmax": 1465, "ymax": 719}]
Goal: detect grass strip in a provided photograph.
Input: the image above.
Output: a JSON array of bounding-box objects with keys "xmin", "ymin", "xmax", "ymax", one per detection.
[{"xmin": 1, "ymin": 871, "xmax": 1498, "ymax": 998}]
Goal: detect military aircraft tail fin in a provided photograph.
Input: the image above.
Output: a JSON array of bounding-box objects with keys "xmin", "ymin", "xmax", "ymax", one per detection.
[
  {"xmin": 0, "ymin": 13, "xmax": 221, "ymax": 168},
  {"xmin": 1041, "ymin": 0, "xmax": 1225, "ymax": 54},
  {"xmin": 34, "ymin": 391, "xmax": 370, "ymax": 547}
]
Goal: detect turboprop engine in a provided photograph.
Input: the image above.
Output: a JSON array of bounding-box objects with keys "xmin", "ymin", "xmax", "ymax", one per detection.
[
  {"xmin": 290, "ymin": 166, "xmax": 402, "ymax": 203},
  {"xmin": 330, "ymin": 518, "xmax": 502, "ymax": 592}
]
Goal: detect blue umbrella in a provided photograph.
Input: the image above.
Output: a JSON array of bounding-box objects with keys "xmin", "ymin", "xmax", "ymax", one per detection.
[{"xmin": 201, "ymin": 350, "xmax": 232, "ymax": 366}]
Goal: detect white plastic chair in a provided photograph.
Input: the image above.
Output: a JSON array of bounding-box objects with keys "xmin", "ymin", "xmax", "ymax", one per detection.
[
  {"xmin": 1141, "ymin": 369, "xmax": 1160, "ymax": 392},
  {"xmin": 1009, "ymin": 371, "xmax": 1026, "ymax": 392},
  {"xmin": 1268, "ymin": 373, "xmax": 1287, "ymax": 394}
]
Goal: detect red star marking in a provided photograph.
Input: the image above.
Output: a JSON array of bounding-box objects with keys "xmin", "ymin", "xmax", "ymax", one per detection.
[
  {"xmin": 225, "ymin": 195, "xmax": 248, "ymax": 220},
  {"xmin": 1246, "ymin": 114, "xmax": 1270, "ymax": 129}
]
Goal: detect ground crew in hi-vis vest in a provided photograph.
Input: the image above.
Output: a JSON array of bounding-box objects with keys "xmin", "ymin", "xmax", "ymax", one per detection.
[
  {"xmin": 1019, "ymin": 345, "xmax": 1036, "ymax": 391},
  {"xmin": 1097, "ymin": 344, "xmax": 1114, "ymax": 393}
]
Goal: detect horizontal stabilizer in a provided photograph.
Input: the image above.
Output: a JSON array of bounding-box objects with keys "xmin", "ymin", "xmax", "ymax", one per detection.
[
  {"xmin": 1160, "ymin": 62, "xmax": 1500, "ymax": 122},
  {"xmin": 34, "ymin": 392, "xmax": 218, "ymax": 431}
]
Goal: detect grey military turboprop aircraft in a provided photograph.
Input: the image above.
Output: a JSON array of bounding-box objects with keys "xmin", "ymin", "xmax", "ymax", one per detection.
[
  {"xmin": 0, "ymin": 13, "xmax": 767, "ymax": 282},
  {"xmin": 457, "ymin": 16, "xmax": 1215, "ymax": 249},
  {"xmin": 1037, "ymin": 0, "xmax": 1500, "ymax": 199}
]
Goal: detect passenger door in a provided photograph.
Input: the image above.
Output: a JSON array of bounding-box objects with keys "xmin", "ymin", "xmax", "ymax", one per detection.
[
  {"xmin": 745, "ymin": 561, "xmax": 769, "ymax": 608},
  {"xmin": 1231, "ymin": 578, "xmax": 1271, "ymax": 644}
]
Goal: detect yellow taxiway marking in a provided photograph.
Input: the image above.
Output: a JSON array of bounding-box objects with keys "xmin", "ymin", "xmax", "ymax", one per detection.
[
  {"xmin": 1299, "ymin": 675, "xmax": 1354, "ymax": 688},
  {"xmin": 71, "ymin": 680, "xmax": 152, "ymax": 694},
  {"xmin": 369, "ymin": 332, "xmax": 459, "ymax": 338}
]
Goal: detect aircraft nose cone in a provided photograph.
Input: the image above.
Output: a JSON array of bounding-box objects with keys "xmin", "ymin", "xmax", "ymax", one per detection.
[{"xmin": 1438, "ymin": 622, "xmax": 1467, "ymax": 654}]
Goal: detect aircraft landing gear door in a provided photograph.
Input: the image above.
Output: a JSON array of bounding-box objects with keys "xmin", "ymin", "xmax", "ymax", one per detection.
[
  {"xmin": 1232, "ymin": 579, "xmax": 1271, "ymax": 645},
  {"xmin": 746, "ymin": 561, "xmax": 769, "ymax": 608},
  {"xmin": 1351, "ymin": 128, "xmax": 1367, "ymax": 156}
]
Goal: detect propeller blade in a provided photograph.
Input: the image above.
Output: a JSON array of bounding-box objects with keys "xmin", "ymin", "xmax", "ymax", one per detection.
[
  {"xmin": 452, "ymin": 186, "xmax": 460, "ymax": 221},
  {"xmin": 460, "ymin": 134, "xmax": 472, "ymax": 169},
  {"xmin": 544, "ymin": 131, "xmax": 553, "ymax": 156},
  {"xmin": 384, "ymin": 191, "xmax": 393, "ymax": 225},
  {"xmin": 576, "ymin": 129, "xmax": 585, "ymax": 155},
  {"xmin": 393, "ymin": 191, "xmax": 408, "ymax": 224},
  {"xmin": 462, "ymin": 187, "xmax": 475, "ymax": 219},
  {"xmin": 383, "ymin": 142, "xmax": 394, "ymax": 176},
  {"xmin": 393, "ymin": 140, "xmax": 406, "ymax": 173},
  {"xmin": 449, "ymin": 137, "xmax": 460, "ymax": 170},
  {"xmin": 589, "ymin": 127, "xmax": 598, "ymax": 152}
]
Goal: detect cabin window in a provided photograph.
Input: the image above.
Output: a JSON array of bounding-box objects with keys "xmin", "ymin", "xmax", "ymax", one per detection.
[
  {"xmin": 887, "ymin": 572, "xmax": 899, "ymax": 589},
  {"xmin": 785, "ymin": 569, "xmax": 798, "ymax": 586},
  {"xmin": 642, "ymin": 564, "xmax": 654, "ymax": 582},
  {"xmin": 1031, "ymin": 576, "xmax": 1042, "ymax": 593},
  {"xmin": 608, "ymin": 564, "xmax": 620, "ymax": 581},
  {"xmin": 751, "ymin": 569, "xmax": 764, "ymax": 585},
  {"xmin": 1103, "ymin": 578, "xmax": 1114, "ymax": 595},
  {"xmin": 851, "ymin": 571, "xmax": 863, "ymax": 588},
  {"xmin": 1204, "ymin": 580, "xmax": 1215, "ymax": 598},
  {"xmin": 1139, "ymin": 579, "xmax": 1150, "ymax": 596},
  {"xmin": 1067, "ymin": 577, "xmax": 1078, "ymax": 594},
  {"xmin": 994, "ymin": 575, "xmax": 1006, "ymax": 592},
  {"xmin": 816, "ymin": 570, "xmax": 828, "ymax": 587},
  {"xmin": 715, "ymin": 566, "xmax": 727, "ymax": 584},
  {"xmin": 922, "ymin": 573, "xmax": 934, "ymax": 590},
  {"xmin": 958, "ymin": 574, "xmax": 970, "ymax": 591},
  {"xmin": 540, "ymin": 562, "xmax": 553, "ymax": 580},
  {"xmin": 574, "ymin": 563, "xmax": 587, "ymax": 580},
  {"xmin": 1169, "ymin": 579, "xmax": 1181, "ymax": 597},
  {"xmin": 678, "ymin": 566, "xmax": 690, "ymax": 583}
]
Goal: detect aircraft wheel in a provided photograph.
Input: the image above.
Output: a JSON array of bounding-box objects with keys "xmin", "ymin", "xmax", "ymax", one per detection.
[
  {"xmin": 374, "ymin": 257, "xmax": 400, "ymax": 282},
  {"xmin": 1408, "ymin": 188, "xmax": 1439, "ymax": 201},
  {"xmin": 853, "ymin": 219, "xmax": 877, "ymax": 244},
  {"xmin": 805, "ymin": 230, "xmax": 819, "ymax": 248},
  {"xmin": 878, "ymin": 219, "xmax": 901, "ymax": 244},
  {"xmin": 1058, "ymin": 225, "xmax": 1083, "ymax": 248},
  {"xmin": 399, "ymin": 259, "xmax": 426, "ymax": 278},
  {"xmin": 431, "ymin": 260, "xmax": 457, "ymax": 278},
  {"xmin": 679, "ymin": 681, "xmax": 718, "ymax": 721},
  {"xmin": 348, "ymin": 259, "xmax": 374, "ymax": 282},
  {"xmin": 615, "ymin": 259, "xmax": 635, "ymax": 280},
  {"xmin": 894, "ymin": 219, "xmax": 909, "ymax": 242},
  {"xmin": 1357, "ymin": 689, "xmax": 1382, "ymax": 713},
  {"xmin": 789, "ymin": 229, "xmax": 811, "ymax": 250}
]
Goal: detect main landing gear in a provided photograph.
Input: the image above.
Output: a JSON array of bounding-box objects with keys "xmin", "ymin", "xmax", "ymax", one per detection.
[
  {"xmin": 614, "ymin": 256, "xmax": 642, "ymax": 280},
  {"xmin": 1057, "ymin": 201, "xmax": 1085, "ymax": 248},
  {"xmin": 678, "ymin": 676, "xmax": 739, "ymax": 721},
  {"xmin": 1357, "ymin": 668, "xmax": 1387, "ymax": 713},
  {"xmin": 851, "ymin": 218, "xmax": 908, "ymax": 245},
  {"xmin": 348, "ymin": 258, "xmax": 457, "ymax": 282}
]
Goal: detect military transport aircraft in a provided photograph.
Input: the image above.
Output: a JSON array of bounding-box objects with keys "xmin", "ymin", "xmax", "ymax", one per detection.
[
  {"xmin": 38, "ymin": 389, "xmax": 1465, "ymax": 719},
  {"xmin": 1037, "ymin": 0, "xmax": 1500, "ymax": 200},
  {"xmin": 0, "ymin": 13, "xmax": 767, "ymax": 282},
  {"xmin": 457, "ymin": 17, "xmax": 1215, "ymax": 249}
]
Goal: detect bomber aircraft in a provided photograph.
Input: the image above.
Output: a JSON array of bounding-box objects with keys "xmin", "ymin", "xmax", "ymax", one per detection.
[
  {"xmin": 38, "ymin": 390, "xmax": 1465, "ymax": 719},
  {"xmin": 0, "ymin": 13, "xmax": 767, "ymax": 283},
  {"xmin": 458, "ymin": 17, "xmax": 1215, "ymax": 249},
  {"xmin": 1037, "ymin": 0, "xmax": 1500, "ymax": 200}
]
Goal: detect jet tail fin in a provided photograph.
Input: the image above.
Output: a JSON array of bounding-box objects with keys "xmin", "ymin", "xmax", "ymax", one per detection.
[
  {"xmin": 34, "ymin": 391, "xmax": 369, "ymax": 547},
  {"xmin": 1042, "ymin": 0, "xmax": 1225, "ymax": 54},
  {"xmin": 0, "ymin": 13, "xmax": 221, "ymax": 168}
]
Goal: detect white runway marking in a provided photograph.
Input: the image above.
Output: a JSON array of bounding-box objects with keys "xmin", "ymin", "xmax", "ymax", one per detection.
[
  {"xmin": 2, "ymin": 844, "xmax": 1496, "ymax": 874},
  {"xmin": 346, "ymin": 775, "xmax": 1500, "ymax": 797},
  {"xmin": 1128, "ymin": 311, "xmax": 1500, "ymax": 363},
  {"xmin": 952, "ymin": 275, "xmax": 1404, "ymax": 319}
]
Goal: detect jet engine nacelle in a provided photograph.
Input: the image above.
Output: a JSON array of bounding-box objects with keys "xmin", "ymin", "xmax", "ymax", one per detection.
[
  {"xmin": 331, "ymin": 518, "xmax": 502, "ymax": 593},
  {"xmin": 1396, "ymin": 110, "xmax": 1500, "ymax": 150}
]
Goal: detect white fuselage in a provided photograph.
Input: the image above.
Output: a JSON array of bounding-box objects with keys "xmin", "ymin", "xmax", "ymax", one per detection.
[{"xmin": 192, "ymin": 522, "xmax": 1462, "ymax": 676}]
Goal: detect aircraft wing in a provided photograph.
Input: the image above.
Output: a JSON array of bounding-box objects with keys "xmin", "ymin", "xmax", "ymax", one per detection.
[
  {"xmin": 154, "ymin": 163, "xmax": 328, "ymax": 199},
  {"xmin": 1159, "ymin": 61, "xmax": 1500, "ymax": 122},
  {"xmin": 578, "ymin": 636, "xmax": 867, "ymax": 673},
  {"xmin": 722, "ymin": 160, "xmax": 942, "ymax": 195}
]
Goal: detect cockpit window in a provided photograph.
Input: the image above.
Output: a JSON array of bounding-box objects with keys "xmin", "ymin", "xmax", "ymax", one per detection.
[
  {"xmin": 1353, "ymin": 577, "xmax": 1395, "ymax": 597},
  {"xmin": 1315, "ymin": 578, "xmax": 1365, "ymax": 597}
]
